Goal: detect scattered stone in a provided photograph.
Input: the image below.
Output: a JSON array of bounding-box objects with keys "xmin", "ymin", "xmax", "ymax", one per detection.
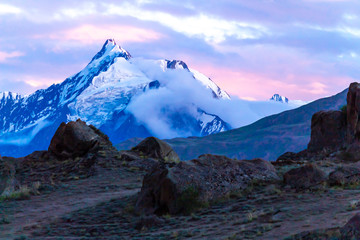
[
  {"xmin": 340, "ymin": 213, "xmax": 360, "ymax": 239},
  {"xmin": 283, "ymin": 164, "xmax": 327, "ymax": 189},
  {"xmin": 328, "ymin": 162, "xmax": 360, "ymax": 186},
  {"xmin": 136, "ymin": 154, "xmax": 279, "ymax": 215}
]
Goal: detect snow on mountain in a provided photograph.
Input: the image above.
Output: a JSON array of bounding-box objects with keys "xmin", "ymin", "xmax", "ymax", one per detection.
[
  {"xmin": 0, "ymin": 39, "xmax": 231, "ymax": 157},
  {"xmin": 270, "ymin": 94, "xmax": 289, "ymax": 103},
  {"xmin": 270, "ymin": 93, "xmax": 309, "ymax": 107}
]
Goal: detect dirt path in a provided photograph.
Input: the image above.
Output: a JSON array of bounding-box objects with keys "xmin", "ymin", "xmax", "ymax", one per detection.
[{"xmin": 0, "ymin": 168, "xmax": 142, "ymax": 239}]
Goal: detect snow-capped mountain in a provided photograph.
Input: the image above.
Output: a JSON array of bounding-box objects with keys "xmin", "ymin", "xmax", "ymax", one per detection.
[
  {"xmin": 0, "ymin": 39, "xmax": 231, "ymax": 157},
  {"xmin": 270, "ymin": 94, "xmax": 289, "ymax": 103},
  {"xmin": 269, "ymin": 94, "xmax": 309, "ymax": 107}
]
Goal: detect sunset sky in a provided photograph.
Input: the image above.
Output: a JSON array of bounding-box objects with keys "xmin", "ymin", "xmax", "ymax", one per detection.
[{"xmin": 1, "ymin": 0, "xmax": 360, "ymax": 101}]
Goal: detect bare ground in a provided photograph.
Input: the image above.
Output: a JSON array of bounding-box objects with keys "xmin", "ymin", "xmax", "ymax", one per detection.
[{"xmin": 1, "ymin": 164, "xmax": 360, "ymax": 240}]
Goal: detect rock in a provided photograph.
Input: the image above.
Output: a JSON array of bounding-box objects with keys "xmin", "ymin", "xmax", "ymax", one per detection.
[
  {"xmin": 283, "ymin": 164, "xmax": 327, "ymax": 189},
  {"xmin": 118, "ymin": 151, "xmax": 160, "ymax": 171},
  {"xmin": 347, "ymin": 82, "xmax": 360, "ymax": 144},
  {"xmin": 0, "ymin": 158, "xmax": 15, "ymax": 195},
  {"xmin": 136, "ymin": 154, "xmax": 279, "ymax": 215},
  {"xmin": 307, "ymin": 110, "xmax": 347, "ymax": 152},
  {"xmin": 134, "ymin": 215, "xmax": 165, "ymax": 230},
  {"xmin": 275, "ymin": 150, "xmax": 309, "ymax": 165},
  {"xmin": 131, "ymin": 137, "xmax": 180, "ymax": 163},
  {"xmin": 328, "ymin": 162, "xmax": 360, "ymax": 186},
  {"xmin": 340, "ymin": 213, "xmax": 360, "ymax": 239},
  {"xmin": 48, "ymin": 119, "xmax": 113, "ymax": 158}
]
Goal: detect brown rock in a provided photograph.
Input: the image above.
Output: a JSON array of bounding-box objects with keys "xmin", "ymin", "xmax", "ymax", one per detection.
[
  {"xmin": 328, "ymin": 162, "xmax": 360, "ymax": 186},
  {"xmin": 131, "ymin": 137, "xmax": 180, "ymax": 163},
  {"xmin": 136, "ymin": 154, "xmax": 279, "ymax": 215},
  {"xmin": 340, "ymin": 213, "xmax": 360, "ymax": 239},
  {"xmin": 307, "ymin": 110, "xmax": 347, "ymax": 152},
  {"xmin": 0, "ymin": 158, "xmax": 15, "ymax": 195},
  {"xmin": 347, "ymin": 82, "xmax": 360, "ymax": 144},
  {"xmin": 283, "ymin": 164, "xmax": 327, "ymax": 189},
  {"xmin": 48, "ymin": 119, "xmax": 112, "ymax": 158}
]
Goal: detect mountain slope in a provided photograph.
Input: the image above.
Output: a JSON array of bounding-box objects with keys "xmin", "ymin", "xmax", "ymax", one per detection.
[
  {"xmin": 0, "ymin": 39, "xmax": 231, "ymax": 157},
  {"xmin": 169, "ymin": 88, "xmax": 348, "ymax": 160},
  {"xmin": 118, "ymin": 88, "xmax": 347, "ymax": 160}
]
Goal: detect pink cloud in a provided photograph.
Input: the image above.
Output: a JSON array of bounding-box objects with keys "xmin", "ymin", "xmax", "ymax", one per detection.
[
  {"xmin": 190, "ymin": 63, "xmax": 355, "ymax": 101},
  {"xmin": 0, "ymin": 51, "xmax": 24, "ymax": 63},
  {"xmin": 34, "ymin": 24, "xmax": 163, "ymax": 46}
]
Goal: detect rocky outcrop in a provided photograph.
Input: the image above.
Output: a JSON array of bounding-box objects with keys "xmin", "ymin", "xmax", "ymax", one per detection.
[
  {"xmin": 118, "ymin": 137, "xmax": 180, "ymax": 171},
  {"xmin": 48, "ymin": 119, "xmax": 113, "ymax": 159},
  {"xmin": 283, "ymin": 164, "xmax": 327, "ymax": 189},
  {"xmin": 328, "ymin": 163, "xmax": 360, "ymax": 186},
  {"xmin": 307, "ymin": 110, "xmax": 347, "ymax": 152},
  {"xmin": 131, "ymin": 137, "xmax": 180, "ymax": 163},
  {"xmin": 136, "ymin": 154, "xmax": 280, "ymax": 215},
  {"xmin": 347, "ymin": 82, "xmax": 360, "ymax": 144},
  {"xmin": 0, "ymin": 158, "xmax": 15, "ymax": 195},
  {"xmin": 340, "ymin": 213, "xmax": 360, "ymax": 239}
]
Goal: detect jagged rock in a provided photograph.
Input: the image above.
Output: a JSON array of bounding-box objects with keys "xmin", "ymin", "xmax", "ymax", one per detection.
[
  {"xmin": 131, "ymin": 137, "xmax": 180, "ymax": 163},
  {"xmin": 307, "ymin": 110, "xmax": 347, "ymax": 152},
  {"xmin": 328, "ymin": 163, "xmax": 360, "ymax": 186},
  {"xmin": 136, "ymin": 154, "xmax": 279, "ymax": 215},
  {"xmin": 48, "ymin": 119, "xmax": 113, "ymax": 159},
  {"xmin": 347, "ymin": 82, "xmax": 360, "ymax": 144},
  {"xmin": 0, "ymin": 158, "xmax": 15, "ymax": 195},
  {"xmin": 340, "ymin": 213, "xmax": 360, "ymax": 239},
  {"xmin": 283, "ymin": 164, "xmax": 327, "ymax": 189}
]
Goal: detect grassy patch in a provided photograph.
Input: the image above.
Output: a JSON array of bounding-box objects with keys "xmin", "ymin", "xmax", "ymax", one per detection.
[{"xmin": 0, "ymin": 182, "xmax": 41, "ymax": 202}]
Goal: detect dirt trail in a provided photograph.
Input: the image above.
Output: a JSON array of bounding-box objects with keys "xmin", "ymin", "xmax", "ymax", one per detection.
[{"xmin": 0, "ymin": 168, "xmax": 142, "ymax": 239}]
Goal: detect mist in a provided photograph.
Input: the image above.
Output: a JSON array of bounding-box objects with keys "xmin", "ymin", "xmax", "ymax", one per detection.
[{"xmin": 125, "ymin": 64, "xmax": 295, "ymax": 139}]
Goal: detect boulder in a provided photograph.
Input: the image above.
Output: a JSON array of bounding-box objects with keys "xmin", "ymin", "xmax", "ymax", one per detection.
[
  {"xmin": 328, "ymin": 163, "xmax": 360, "ymax": 186},
  {"xmin": 118, "ymin": 151, "xmax": 160, "ymax": 171},
  {"xmin": 0, "ymin": 158, "xmax": 15, "ymax": 195},
  {"xmin": 48, "ymin": 119, "xmax": 113, "ymax": 158},
  {"xmin": 131, "ymin": 137, "xmax": 180, "ymax": 163},
  {"xmin": 136, "ymin": 154, "xmax": 279, "ymax": 215},
  {"xmin": 340, "ymin": 213, "xmax": 360, "ymax": 239},
  {"xmin": 347, "ymin": 82, "xmax": 360, "ymax": 144},
  {"xmin": 307, "ymin": 110, "xmax": 347, "ymax": 152},
  {"xmin": 283, "ymin": 164, "xmax": 327, "ymax": 189}
]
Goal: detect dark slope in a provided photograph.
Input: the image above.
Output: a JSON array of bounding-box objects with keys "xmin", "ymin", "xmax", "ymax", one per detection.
[{"xmin": 117, "ymin": 88, "xmax": 348, "ymax": 161}]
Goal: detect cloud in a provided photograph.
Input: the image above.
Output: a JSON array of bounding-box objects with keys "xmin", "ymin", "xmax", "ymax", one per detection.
[
  {"xmin": 0, "ymin": 51, "xmax": 24, "ymax": 63},
  {"xmin": 0, "ymin": 3, "xmax": 22, "ymax": 15},
  {"xmin": 125, "ymin": 66, "xmax": 294, "ymax": 138},
  {"xmin": 34, "ymin": 24, "xmax": 163, "ymax": 47},
  {"xmin": 104, "ymin": 3, "xmax": 268, "ymax": 43}
]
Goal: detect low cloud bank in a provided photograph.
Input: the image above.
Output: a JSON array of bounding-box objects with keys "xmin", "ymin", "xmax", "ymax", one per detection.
[{"xmin": 126, "ymin": 67, "xmax": 295, "ymax": 138}]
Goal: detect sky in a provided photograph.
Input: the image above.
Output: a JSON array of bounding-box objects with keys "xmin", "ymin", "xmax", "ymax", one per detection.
[{"xmin": 0, "ymin": 0, "xmax": 360, "ymax": 101}]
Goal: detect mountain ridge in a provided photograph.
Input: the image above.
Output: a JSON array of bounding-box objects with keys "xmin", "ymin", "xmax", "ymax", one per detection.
[{"xmin": 0, "ymin": 39, "xmax": 231, "ymax": 157}]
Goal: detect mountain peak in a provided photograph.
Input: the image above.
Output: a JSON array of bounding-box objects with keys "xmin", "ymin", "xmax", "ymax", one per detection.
[
  {"xmin": 270, "ymin": 94, "xmax": 289, "ymax": 103},
  {"xmin": 90, "ymin": 39, "xmax": 131, "ymax": 63}
]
